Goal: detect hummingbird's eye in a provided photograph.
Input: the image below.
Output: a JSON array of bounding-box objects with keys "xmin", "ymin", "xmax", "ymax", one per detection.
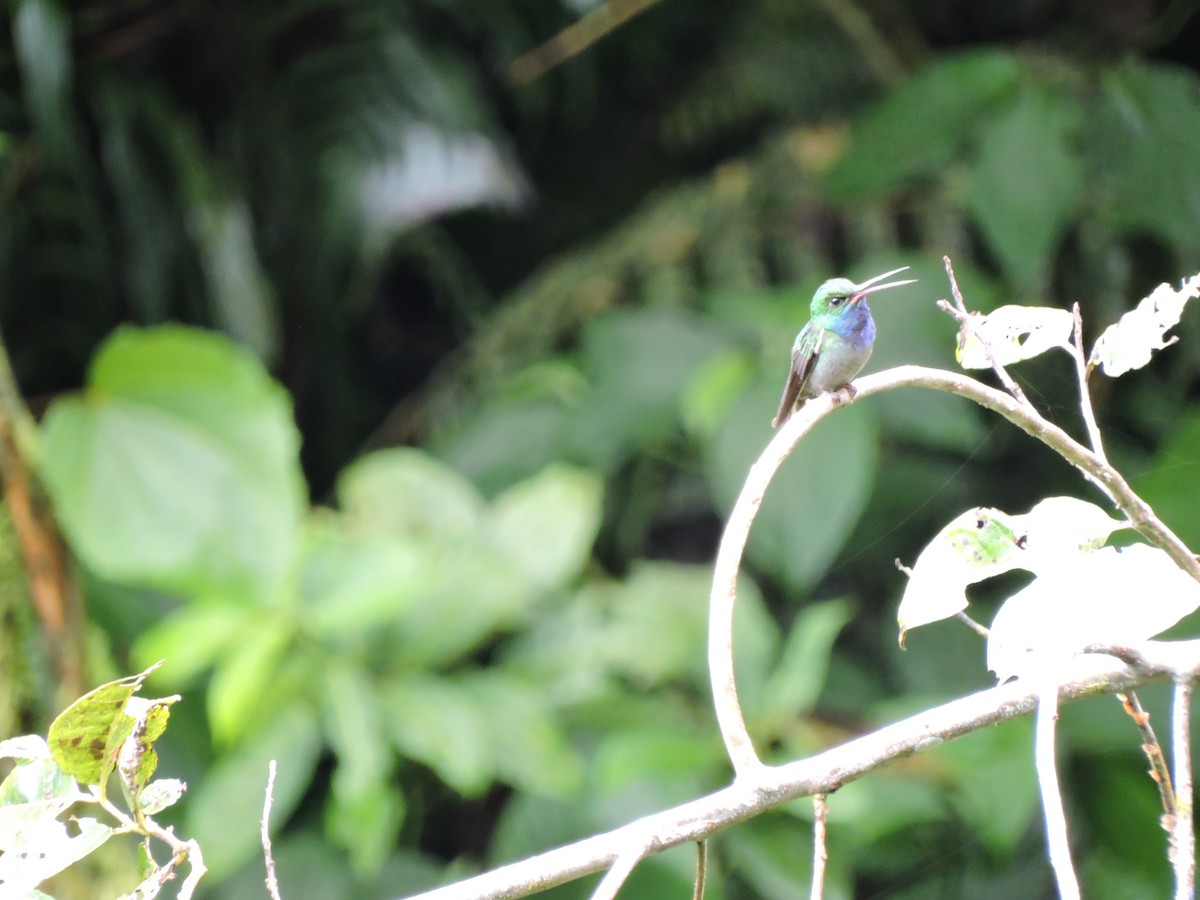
[{"xmin": 830, "ymin": 296, "xmax": 845, "ymax": 307}]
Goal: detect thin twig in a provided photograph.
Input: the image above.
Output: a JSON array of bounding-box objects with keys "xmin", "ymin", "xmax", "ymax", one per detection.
[
  {"xmin": 1035, "ymin": 680, "xmax": 1081, "ymax": 900},
  {"xmin": 955, "ymin": 611, "xmax": 990, "ymax": 638},
  {"xmin": 1070, "ymin": 302, "xmax": 1108, "ymax": 462},
  {"xmin": 1173, "ymin": 678, "xmax": 1195, "ymax": 900},
  {"xmin": 692, "ymin": 841, "xmax": 707, "ymax": 900},
  {"xmin": 941, "ymin": 256, "xmax": 1036, "ymax": 412},
  {"xmin": 398, "ymin": 642, "xmax": 1200, "ymax": 900},
  {"xmin": 262, "ymin": 759, "xmax": 282, "ymax": 900},
  {"xmin": 811, "ymin": 793, "xmax": 829, "ymax": 900},
  {"xmin": 1116, "ymin": 691, "xmax": 1177, "ymax": 824},
  {"xmin": 507, "ymin": 0, "xmax": 664, "ymax": 84},
  {"xmin": 590, "ymin": 837, "xmax": 651, "ymax": 900}
]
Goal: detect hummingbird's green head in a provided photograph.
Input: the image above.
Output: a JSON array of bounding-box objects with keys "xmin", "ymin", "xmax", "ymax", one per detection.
[{"xmin": 810, "ymin": 266, "xmax": 916, "ymax": 319}]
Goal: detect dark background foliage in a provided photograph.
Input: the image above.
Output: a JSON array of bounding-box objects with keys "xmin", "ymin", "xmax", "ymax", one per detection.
[{"xmin": 4, "ymin": 0, "xmax": 1200, "ymax": 897}]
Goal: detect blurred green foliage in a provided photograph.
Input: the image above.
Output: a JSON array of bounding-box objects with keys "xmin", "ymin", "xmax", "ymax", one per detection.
[{"xmin": 3, "ymin": 0, "xmax": 1200, "ymax": 898}]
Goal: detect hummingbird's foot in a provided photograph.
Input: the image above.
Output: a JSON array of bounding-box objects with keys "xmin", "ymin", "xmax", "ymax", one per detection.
[{"xmin": 835, "ymin": 383, "xmax": 858, "ymax": 402}]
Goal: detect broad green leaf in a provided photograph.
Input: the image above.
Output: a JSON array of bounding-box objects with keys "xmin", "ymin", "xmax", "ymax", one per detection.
[
  {"xmin": 1136, "ymin": 408, "xmax": 1200, "ymax": 551},
  {"xmin": 681, "ymin": 350, "xmax": 757, "ymax": 440},
  {"xmin": 434, "ymin": 401, "xmax": 572, "ymax": 495},
  {"xmin": 462, "ymin": 674, "xmax": 582, "ymax": 797},
  {"xmin": 1093, "ymin": 62, "xmax": 1200, "ymax": 255},
  {"xmin": 708, "ymin": 377, "xmax": 878, "ymax": 592},
  {"xmin": 754, "ymin": 599, "xmax": 853, "ymax": 730},
  {"xmin": 299, "ymin": 524, "xmax": 426, "ymax": 637},
  {"xmin": 988, "ymin": 543, "xmax": 1200, "ymax": 681},
  {"xmin": 964, "ymin": 90, "xmax": 1084, "ymax": 290},
  {"xmin": 131, "ymin": 602, "xmax": 251, "ymax": 683},
  {"xmin": 826, "ymin": 50, "xmax": 1020, "ymax": 196},
  {"xmin": 186, "ymin": 704, "xmax": 322, "ymax": 880},
  {"xmin": 40, "ymin": 326, "xmax": 305, "ymax": 599},
  {"xmin": 955, "ymin": 305, "xmax": 1075, "ymax": 368},
  {"xmin": 591, "ymin": 728, "xmax": 720, "ymax": 811},
  {"xmin": 389, "ymin": 538, "xmax": 534, "ymax": 667},
  {"xmin": 337, "ymin": 448, "xmax": 484, "ymax": 539},
  {"xmin": 937, "ymin": 718, "xmax": 1037, "ymax": 855},
  {"xmin": 1090, "ymin": 275, "xmax": 1200, "ymax": 377},
  {"xmin": 46, "ymin": 664, "xmax": 159, "ymax": 788},
  {"xmin": 322, "ymin": 664, "xmax": 401, "ymax": 874},
  {"xmin": 381, "ymin": 675, "xmax": 492, "ymax": 796},
  {"xmin": 566, "ymin": 308, "xmax": 728, "ymax": 468},
  {"xmin": 485, "ymin": 464, "xmax": 602, "ymax": 590},
  {"xmin": 207, "ymin": 621, "xmax": 294, "ymax": 744}
]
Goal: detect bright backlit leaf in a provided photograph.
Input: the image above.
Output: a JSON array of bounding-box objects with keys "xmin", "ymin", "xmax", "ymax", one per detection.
[
  {"xmin": 1089, "ymin": 274, "xmax": 1200, "ymax": 377},
  {"xmin": 898, "ymin": 497, "xmax": 1128, "ymax": 643},
  {"xmin": 955, "ymin": 305, "xmax": 1074, "ymax": 369},
  {"xmin": 988, "ymin": 543, "xmax": 1200, "ymax": 681}
]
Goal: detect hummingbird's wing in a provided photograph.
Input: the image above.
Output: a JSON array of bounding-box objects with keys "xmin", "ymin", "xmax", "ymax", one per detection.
[{"xmin": 771, "ymin": 326, "xmax": 823, "ymax": 428}]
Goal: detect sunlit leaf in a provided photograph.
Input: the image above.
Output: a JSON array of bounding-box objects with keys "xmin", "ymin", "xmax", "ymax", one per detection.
[
  {"xmin": 987, "ymin": 543, "xmax": 1200, "ymax": 681},
  {"xmin": 955, "ymin": 305, "xmax": 1075, "ymax": 368},
  {"xmin": 826, "ymin": 50, "xmax": 1020, "ymax": 195},
  {"xmin": 337, "ymin": 448, "xmax": 484, "ymax": 539},
  {"xmin": 486, "ymin": 464, "xmax": 602, "ymax": 590},
  {"xmin": 382, "ymin": 675, "xmax": 492, "ymax": 797},
  {"xmin": 964, "ymin": 91, "xmax": 1084, "ymax": 289},
  {"xmin": 46, "ymin": 664, "xmax": 161, "ymax": 788},
  {"xmin": 40, "ymin": 326, "xmax": 305, "ymax": 599},
  {"xmin": 1089, "ymin": 275, "xmax": 1200, "ymax": 377},
  {"xmin": 898, "ymin": 497, "xmax": 1127, "ymax": 641}
]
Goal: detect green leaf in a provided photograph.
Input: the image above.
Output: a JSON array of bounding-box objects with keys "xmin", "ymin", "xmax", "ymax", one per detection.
[
  {"xmin": 964, "ymin": 90, "xmax": 1084, "ymax": 290},
  {"xmin": 39, "ymin": 326, "xmax": 305, "ymax": 599},
  {"xmin": 0, "ymin": 813, "xmax": 111, "ymax": 893},
  {"xmin": 1136, "ymin": 408, "xmax": 1200, "ymax": 551},
  {"xmin": 131, "ymin": 601, "xmax": 251, "ymax": 683},
  {"xmin": 485, "ymin": 464, "xmax": 602, "ymax": 590},
  {"xmin": 322, "ymin": 664, "xmax": 402, "ymax": 874},
  {"xmin": 389, "ymin": 538, "xmax": 534, "ymax": 667},
  {"xmin": 434, "ymin": 402, "xmax": 572, "ymax": 496},
  {"xmin": 336, "ymin": 448, "xmax": 484, "ymax": 539},
  {"xmin": 1093, "ymin": 62, "xmax": 1200, "ymax": 256},
  {"xmin": 46, "ymin": 664, "xmax": 159, "ymax": 788},
  {"xmin": 566, "ymin": 308, "xmax": 729, "ymax": 468},
  {"xmin": 462, "ymin": 674, "xmax": 582, "ymax": 797},
  {"xmin": 937, "ymin": 718, "xmax": 1037, "ymax": 855},
  {"xmin": 299, "ymin": 524, "xmax": 425, "ymax": 638},
  {"xmin": 186, "ymin": 704, "xmax": 322, "ymax": 880},
  {"xmin": 207, "ymin": 620, "xmax": 294, "ymax": 745},
  {"xmin": 754, "ymin": 599, "xmax": 853, "ymax": 731},
  {"xmin": 707, "ymin": 377, "xmax": 878, "ymax": 592},
  {"xmin": 826, "ymin": 50, "xmax": 1020, "ymax": 196},
  {"xmin": 137, "ymin": 778, "xmax": 186, "ymax": 816},
  {"xmin": 381, "ymin": 675, "xmax": 492, "ymax": 796}
]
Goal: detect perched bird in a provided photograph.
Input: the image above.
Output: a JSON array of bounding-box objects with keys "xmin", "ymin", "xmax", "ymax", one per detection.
[{"xmin": 772, "ymin": 266, "xmax": 916, "ymax": 428}]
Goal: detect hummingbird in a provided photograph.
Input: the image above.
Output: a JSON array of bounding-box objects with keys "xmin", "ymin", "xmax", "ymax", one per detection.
[{"xmin": 772, "ymin": 266, "xmax": 916, "ymax": 428}]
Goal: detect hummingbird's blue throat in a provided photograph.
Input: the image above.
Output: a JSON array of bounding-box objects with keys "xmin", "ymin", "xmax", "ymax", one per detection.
[{"xmin": 827, "ymin": 300, "xmax": 876, "ymax": 346}]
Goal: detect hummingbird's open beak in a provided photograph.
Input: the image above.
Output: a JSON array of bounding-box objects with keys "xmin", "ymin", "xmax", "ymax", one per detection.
[{"xmin": 850, "ymin": 265, "xmax": 916, "ymax": 302}]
